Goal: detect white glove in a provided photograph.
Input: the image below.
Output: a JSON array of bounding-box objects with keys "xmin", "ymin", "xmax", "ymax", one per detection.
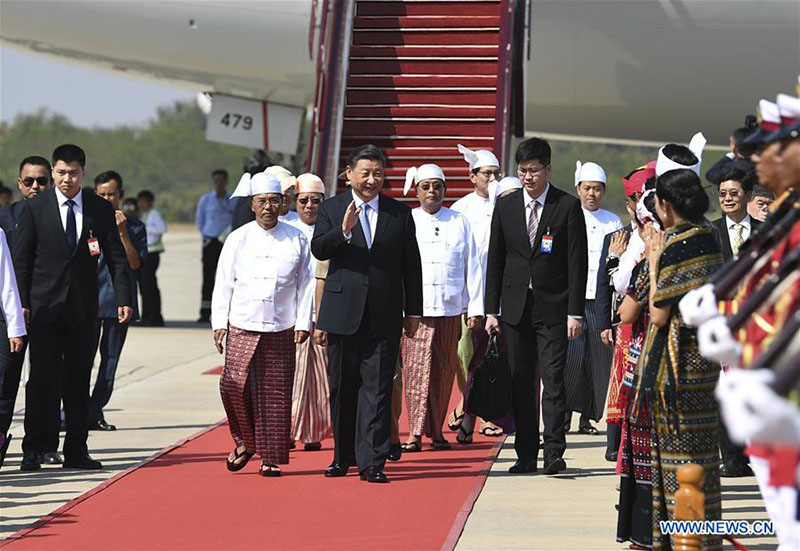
[
  {"xmin": 679, "ymin": 283, "xmax": 719, "ymax": 327},
  {"xmin": 716, "ymin": 368, "xmax": 800, "ymax": 446},
  {"xmin": 698, "ymin": 316, "xmax": 741, "ymax": 367}
]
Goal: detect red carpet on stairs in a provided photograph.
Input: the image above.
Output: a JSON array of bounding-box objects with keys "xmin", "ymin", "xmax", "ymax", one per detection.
[{"xmin": 2, "ymin": 392, "xmax": 502, "ymax": 551}]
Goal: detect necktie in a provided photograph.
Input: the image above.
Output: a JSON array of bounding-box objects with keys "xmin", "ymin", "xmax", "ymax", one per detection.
[
  {"xmin": 527, "ymin": 200, "xmax": 539, "ymax": 250},
  {"xmin": 732, "ymin": 223, "xmax": 744, "ymax": 255},
  {"xmin": 360, "ymin": 203, "xmax": 373, "ymax": 249},
  {"xmin": 66, "ymin": 199, "xmax": 77, "ymax": 251}
]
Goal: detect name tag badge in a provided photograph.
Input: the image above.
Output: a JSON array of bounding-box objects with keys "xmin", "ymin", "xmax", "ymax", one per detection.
[
  {"xmin": 88, "ymin": 234, "xmax": 101, "ymax": 256},
  {"xmin": 541, "ymin": 232, "xmax": 553, "ymax": 254}
]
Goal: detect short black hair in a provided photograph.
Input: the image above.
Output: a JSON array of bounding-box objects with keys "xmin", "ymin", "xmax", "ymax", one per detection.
[
  {"xmin": 751, "ymin": 184, "xmax": 774, "ymax": 199},
  {"xmin": 661, "ymin": 144, "xmax": 699, "ymax": 167},
  {"xmin": 137, "ymin": 190, "xmax": 155, "ymax": 202},
  {"xmin": 656, "ymin": 169, "xmax": 709, "ymax": 223},
  {"xmin": 515, "ymin": 137, "xmax": 551, "ymax": 166},
  {"xmin": 94, "ymin": 170, "xmax": 124, "ymax": 193},
  {"xmin": 733, "ymin": 114, "xmax": 759, "ymax": 157},
  {"xmin": 718, "ymin": 168, "xmax": 754, "ymax": 194},
  {"xmin": 123, "ymin": 197, "xmax": 138, "ymax": 208},
  {"xmin": 19, "ymin": 155, "xmax": 51, "ymax": 175},
  {"xmin": 347, "ymin": 144, "xmax": 386, "ymax": 168},
  {"xmin": 212, "ymin": 169, "xmax": 229, "ymax": 179},
  {"xmin": 51, "ymin": 144, "xmax": 86, "ymax": 168},
  {"xmin": 0, "ymin": 186, "xmax": 11, "ymax": 196}
]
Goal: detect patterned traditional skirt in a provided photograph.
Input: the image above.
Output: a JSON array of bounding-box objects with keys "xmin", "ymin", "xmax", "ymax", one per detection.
[
  {"xmin": 291, "ymin": 336, "xmax": 331, "ymax": 443},
  {"xmin": 400, "ymin": 316, "xmax": 462, "ymax": 437},
  {"xmin": 616, "ymin": 402, "xmax": 653, "ymax": 548},
  {"xmin": 606, "ymin": 323, "xmax": 633, "ymax": 425},
  {"xmin": 220, "ymin": 325, "xmax": 295, "ymax": 465}
]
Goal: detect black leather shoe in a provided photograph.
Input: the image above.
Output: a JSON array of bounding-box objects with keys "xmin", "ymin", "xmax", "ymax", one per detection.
[
  {"xmin": 40, "ymin": 452, "xmax": 63, "ymax": 465},
  {"xmin": 508, "ymin": 459, "xmax": 537, "ymax": 474},
  {"xmin": 63, "ymin": 454, "xmax": 103, "ymax": 470},
  {"xmin": 20, "ymin": 451, "xmax": 41, "ymax": 471},
  {"xmin": 324, "ymin": 463, "xmax": 350, "ymax": 477},
  {"xmin": 720, "ymin": 464, "xmax": 754, "ymax": 478},
  {"xmin": 89, "ymin": 420, "xmax": 117, "ymax": 431},
  {"xmin": 359, "ymin": 467, "xmax": 388, "ymax": 483},
  {"xmin": 543, "ymin": 455, "xmax": 567, "ymax": 474},
  {"xmin": 387, "ymin": 443, "xmax": 402, "ymax": 462}
]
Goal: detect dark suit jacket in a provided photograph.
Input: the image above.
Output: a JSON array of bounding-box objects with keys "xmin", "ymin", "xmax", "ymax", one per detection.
[
  {"xmin": 231, "ymin": 196, "xmax": 255, "ymax": 231},
  {"xmin": 0, "ymin": 200, "xmax": 28, "ymax": 254},
  {"xmin": 13, "ymin": 188, "xmax": 132, "ymax": 326},
  {"xmin": 595, "ymin": 225, "xmax": 633, "ymax": 331},
  {"xmin": 311, "ymin": 191, "xmax": 423, "ymax": 338},
  {"xmin": 705, "ymin": 155, "xmax": 755, "ymax": 186},
  {"xmin": 712, "ymin": 216, "xmax": 761, "ymax": 261},
  {"xmin": 485, "ymin": 185, "xmax": 588, "ymax": 326}
]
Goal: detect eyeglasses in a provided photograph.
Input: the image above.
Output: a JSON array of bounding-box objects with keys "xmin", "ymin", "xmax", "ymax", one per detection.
[
  {"xmin": 297, "ymin": 197, "xmax": 322, "ymax": 205},
  {"xmin": 718, "ymin": 190, "xmax": 742, "ymax": 199},
  {"xmin": 252, "ymin": 196, "xmax": 282, "ymax": 209},
  {"xmin": 517, "ymin": 166, "xmax": 547, "ymax": 177},
  {"xmin": 419, "ymin": 182, "xmax": 444, "ymax": 192},
  {"xmin": 21, "ymin": 176, "xmax": 49, "ymax": 187},
  {"xmin": 476, "ymin": 169, "xmax": 503, "ymax": 179}
]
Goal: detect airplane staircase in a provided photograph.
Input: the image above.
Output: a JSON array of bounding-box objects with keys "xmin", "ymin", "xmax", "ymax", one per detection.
[{"xmin": 308, "ymin": 0, "xmax": 529, "ymax": 202}]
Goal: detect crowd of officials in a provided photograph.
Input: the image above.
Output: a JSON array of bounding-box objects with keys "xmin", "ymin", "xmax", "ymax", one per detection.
[{"xmin": 0, "ymin": 83, "xmax": 798, "ymax": 551}]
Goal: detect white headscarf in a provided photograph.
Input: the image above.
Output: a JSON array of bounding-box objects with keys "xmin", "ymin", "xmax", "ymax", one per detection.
[
  {"xmin": 265, "ymin": 165, "xmax": 296, "ymax": 192},
  {"xmin": 574, "ymin": 161, "xmax": 607, "ymax": 187},
  {"xmin": 404, "ymin": 164, "xmax": 446, "ymax": 196},
  {"xmin": 457, "ymin": 144, "xmax": 500, "ymax": 171},
  {"xmin": 231, "ymin": 172, "xmax": 282, "ymax": 198},
  {"xmin": 655, "ymin": 132, "xmax": 707, "ymax": 176},
  {"xmin": 295, "ymin": 173, "xmax": 325, "ymax": 195}
]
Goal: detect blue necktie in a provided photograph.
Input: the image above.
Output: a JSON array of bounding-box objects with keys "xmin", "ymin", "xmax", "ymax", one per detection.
[
  {"xmin": 66, "ymin": 199, "xmax": 77, "ymax": 251},
  {"xmin": 360, "ymin": 203, "xmax": 372, "ymax": 249}
]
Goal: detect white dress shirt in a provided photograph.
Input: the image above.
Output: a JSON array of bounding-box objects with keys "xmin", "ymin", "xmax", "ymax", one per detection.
[
  {"xmin": 0, "ymin": 229, "xmax": 26, "ymax": 338},
  {"xmin": 287, "ymin": 218, "xmax": 320, "ymax": 321},
  {"xmin": 451, "ymin": 191, "xmax": 493, "ymax": 265},
  {"xmin": 211, "ymin": 221, "xmax": 314, "ymax": 333},
  {"xmin": 279, "ymin": 210, "xmax": 300, "ymax": 223},
  {"xmin": 412, "ymin": 207, "xmax": 484, "ymax": 318},
  {"xmin": 613, "ymin": 224, "xmax": 644, "ymax": 295},
  {"xmin": 582, "ymin": 208, "xmax": 623, "ymax": 300},
  {"xmin": 725, "ymin": 214, "xmax": 751, "ymax": 254},
  {"xmin": 523, "ymin": 183, "xmax": 549, "ymax": 227},
  {"xmin": 54, "ymin": 186, "xmax": 83, "ymax": 239},
  {"xmin": 343, "ymin": 190, "xmax": 379, "ymax": 246},
  {"xmin": 142, "ymin": 208, "xmax": 167, "ymax": 252}
]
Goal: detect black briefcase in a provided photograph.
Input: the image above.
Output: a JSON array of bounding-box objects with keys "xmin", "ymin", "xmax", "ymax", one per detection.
[{"xmin": 466, "ymin": 331, "xmax": 513, "ymax": 421}]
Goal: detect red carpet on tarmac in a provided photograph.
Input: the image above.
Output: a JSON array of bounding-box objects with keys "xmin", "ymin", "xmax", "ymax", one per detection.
[{"xmin": 2, "ymin": 391, "xmax": 502, "ymax": 551}]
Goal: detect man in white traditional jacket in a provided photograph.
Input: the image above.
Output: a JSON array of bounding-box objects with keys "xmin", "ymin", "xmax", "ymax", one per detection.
[
  {"xmin": 211, "ymin": 171, "xmax": 314, "ymax": 477},
  {"xmin": 286, "ymin": 173, "xmax": 331, "ymax": 451},
  {"xmin": 449, "ymin": 145, "xmax": 505, "ymax": 438},
  {"xmin": 564, "ymin": 161, "xmax": 623, "ymax": 435},
  {"xmin": 399, "ymin": 164, "xmax": 484, "ymax": 452}
]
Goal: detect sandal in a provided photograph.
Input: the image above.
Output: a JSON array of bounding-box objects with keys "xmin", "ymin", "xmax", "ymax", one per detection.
[
  {"xmin": 456, "ymin": 426, "xmax": 473, "ymax": 445},
  {"xmin": 431, "ymin": 438, "xmax": 451, "ymax": 450},
  {"xmin": 480, "ymin": 425, "xmax": 504, "ymax": 437},
  {"xmin": 226, "ymin": 446, "xmax": 254, "ymax": 472},
  {"xmin": 578, "ymin": 425, "xmax": 599, "ymax": 435},
  {"xmin": 401, "ymin": 441, "xmax": 422, "ymax": 452},
  {"xmin": 260, "ymin": 463, "xmax": 281, "ymax": 477},
  {"xmin": 447, "ymin": 408, "xmax": 465, "ymax": 432}
]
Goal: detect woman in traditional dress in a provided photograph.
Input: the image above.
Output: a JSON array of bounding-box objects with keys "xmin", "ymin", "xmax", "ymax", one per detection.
[
  {"xmin": 616, "ymin": 188, "xmax": 662, "ymax": 550},
  {"xmin": 212, "ymin": 171, "xmax": 314, "ymax": 477},
  {"xmin": 641, "ymin": 154, "xmax": 724, "ymax": 550},
  {"xmin": 287, "ymin": 173, "xmax": 332, "ymax": 451}
]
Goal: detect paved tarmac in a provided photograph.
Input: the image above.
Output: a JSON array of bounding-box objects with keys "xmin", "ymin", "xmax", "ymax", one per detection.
[{"xmin": 0, "ymin": 228, "xmax": 778, "ymax": 549}]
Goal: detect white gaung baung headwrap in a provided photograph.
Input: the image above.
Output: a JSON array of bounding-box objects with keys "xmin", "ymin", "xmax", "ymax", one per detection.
[
  {"xmin": 574, "ymin": 161, "xmax": 607, "ymax": 187},
  {"xmin": 635, "ymin": 189, "xmax": 661, "ymax": 231},
  {"xmin": 488, "ymin": 176, "xmax": 522, "ymax": 209},
  {"xmin": 404, "ymin": 164, "xmax": 446, "ymax": 196},
  {"xmin": 457, "ymin": 144, "xmax": 500, "ymax": 171},
  {"xmin": 655, "ymin": 132, "xmax": 707, "ymax": 176},
  {"xmin": 231, "ymin": 172, "xmax": 283, "ymax": 198},
  {"xmin": 295, "ymin": 173, "xmax": 326, "ymax": 195},
  {"xmin": 265, "ymin": 165, "xmax": 297, "ymax": 192}
]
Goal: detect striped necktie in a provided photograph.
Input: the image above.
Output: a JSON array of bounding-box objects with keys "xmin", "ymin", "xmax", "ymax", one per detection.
[
  {"xmin": 527, "ymin": 200, "xmax": 539, "ymax": 249},
  {"xmin": 732, "ymin": 223, "xmax": 744, "ymax": 255}
]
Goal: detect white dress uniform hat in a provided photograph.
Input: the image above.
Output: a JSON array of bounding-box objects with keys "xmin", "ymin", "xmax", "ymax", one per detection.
[
  {"xmin": 404, "ymin": 164, "xmax": 446, "ymax": 195},
  {"xmin": 488, "ymin": 176, "xmax": 522, "ymax": 209},
  {"xmin": 574, "ymin": 161, "xmax": 607, "ymax": 187}
]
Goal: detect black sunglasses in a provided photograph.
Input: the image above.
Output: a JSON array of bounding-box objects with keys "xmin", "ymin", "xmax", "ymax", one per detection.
[
  {"xmin": 21, "ymin": 176, "xmax": 49, "ymax": 187},
  {"xmin": 297, "ymin": 197, "xmax": 322, "ymax": 205}
]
